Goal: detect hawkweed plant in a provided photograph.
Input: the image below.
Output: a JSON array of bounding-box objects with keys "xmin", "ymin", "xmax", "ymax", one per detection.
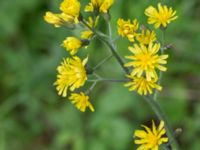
[{"xmin": 44, "ymin": 0, "xmax": 178, "ymax": 149}]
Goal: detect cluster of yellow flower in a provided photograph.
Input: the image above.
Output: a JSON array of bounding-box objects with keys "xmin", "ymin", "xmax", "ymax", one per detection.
[
  {"xmin": 44, "ymin": 0, "xmax": 114, "ymax": 112},
  {"xmin": 44, "ymin": 0, "xmax": 80, "ymax": 27},
  {"xmin": 44, "ymin": 1, "xmax": 178, "ymax": 149},
  {"xmin": 117, "ymin": 3, "xmax": 177, "ymax": 95}
]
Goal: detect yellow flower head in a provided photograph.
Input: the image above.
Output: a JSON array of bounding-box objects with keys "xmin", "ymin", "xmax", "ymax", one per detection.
[
  {"xmin": 145, "ymin": 3, "xmax": 178, "ymax": 29},
  {"xmin": 85, "ymin": 0, "xmax": 114, "ymax": 13},
  {"xmin": 81, "ymin": 16, "xmax": 99, "ymax": 40},
  {"xmin": 124, "ymin": 76, "xmax": 162, "ymax": 95},
  {"xmin": 88, "ymin": 16, "xmax": 100, "ymax": 28},
  {"xmin": 117, "ymin": 18, "xmax": 139, "ymax": 42},
  {"xmin": 100, "ymin": 0, "xmax": 114, "ymax": 13},
  {"xmin": 84, "ymin": 0, "xmax": 101, "ymax": 12},
  {"xmin": 125, "ymin": 43, "xmax": 168, "ymax": 81},
  {"xmin": 81, "ymin": 31, "xmax": 93, "ymax": 40},
  {"xmin": 60, "ymin": 0, "xmax": 81, "ymax": 23},
  {"xmin": 44, "ymin": 11, "xmax": 63, "ymax": 27},
  {"xmin": 136, "ymin": 29, "xmax": 156, "ymax": 45},
  {"xmin": 134, "ymin": 120, "xmax": 168, "ymax": 150},
  {"xmin": 69, "ymin": 92, "xmax": 94, "ymax": 112},
  {"xmin": 63, "ymin": 37, "xmax": 82, "ymax": 55},
  {"xmin": 60, "ymin": 13, "xmax": 76, "ymax": 23},
  {"xmin": 54, "ymin": 56, "xmax": 88, "ymax": 97}
]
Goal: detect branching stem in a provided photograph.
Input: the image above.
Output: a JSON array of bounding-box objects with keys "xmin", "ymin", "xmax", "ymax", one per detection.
[
  {"xmin": 93, "ymin": 54, "xmax": 113, "ymax": 70},
  {"xmin": 153, "ymin": 29, "xmax": 166, "ymax": 101},
  {"xmin": 87, "ymin": 78, "xmax": 129, "ymax": 83},
  {"xmin": 82, "ymin": 19, "xmax": 179, "ymax": 150}
]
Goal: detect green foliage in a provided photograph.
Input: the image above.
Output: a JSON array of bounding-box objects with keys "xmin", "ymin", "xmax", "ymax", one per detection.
[{"xmin": 0, "ymin": 0, "xmax": 200, "ymax": 149}]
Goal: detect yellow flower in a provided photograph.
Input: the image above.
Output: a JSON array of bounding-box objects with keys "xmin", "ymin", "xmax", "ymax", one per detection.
[
  {"xmin": 134, "ymin": 120, "xmax": 168, "ymax": 150},
  {"xmin": 44, "ymin": 0, "xmax": 80, "ymax": 26},
  {"xmin": 85, "ymin": 0, "xmax": 114, "ymax": 13},
  {"xmin": 60, "ymin": 0, "xmax": 81, "ymax": 23},
  {"xmin": 43, "ymin": 12, "xmax": 77, "ymax": 28},
  {"xmin": 84, "ymin": 2, "xmax": 95, "ymax": 12},
  {"xmin": 125, "ymin": 43, "xmax": 168, "ymax": 81},
  {"xmin": 136, "ymin": 29, "xmax": 156, "ymax": 45},
  {"xmin": 44, "ymin": 11, "xmax": 63, "ymax": 27},
  {"xmin": 145, "ymin": 3, "xmax": 178, "ymax": 29},
  {"xmin": 60, "ymin": 13, "xmax": 76, "ymax": 23},
  {"xmin": 81, "ymin": 31, "xmax": 94, "ymax": 40},
  {"xmin": 54, "ymin": 56, "xmax": 88, "ymax": 97},
  {"xmin": 117, "ymin": 18, "xmax": 139, "ymax": 42},
  {"xmin": 100, "ymin": 0, "xmax": 114, "ymax": 13},
  {"xmin": 81, "ymin": 16, "xmax": 99, "ymax": 40},
  {"xmin": 69, "ymin": 92, "xmax": 94, "ymax": 112},
  {"xmin": 63, "ymin": 37, "xmax": 82, "ymax": 55},
  {"xmin": 124, "ymin": 76, "xmax": 162, "ymax": 95}
]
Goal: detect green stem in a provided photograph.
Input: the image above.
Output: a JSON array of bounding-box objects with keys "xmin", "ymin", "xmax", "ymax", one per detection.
[
  {"xmin": 153, "ymin": 29, "xmax": 166, "ymax": 101},
  {"xmin": 153, "ymin": 71, "xmax": 163, "ymax": 101},
  {"xmin": 82, "ymin": 19, "xmax": 179, "ymax": 150},
  {"xmin": 85, "ymin": 81, "xmax": 97, "ymax": 95},
  {"xmin": 161, "ymin": 145, "xmax": 171, "ymax": 150},
  {"xmin": 101, "ymin": 35, "xmax": 179, "ymax": 150},
  {"xmin": 161, "ymin": 29, "xmax": 165, "ymax": 50},
  {"xmin": 113, "ymin": 35, "xmax": 120, "ymax": 43},
  {"xmin": 142, "ymin": 96, "xmax": 179, "ymax": 150},
  {"xmin": 87, "ymin": 78, "xmax": 128, "ymax": 83},
  {"xmin": 101, "ymin": 39, "xmax": 130, "ymax": 74},
  {"xmin": 108, "ymin": 22, "xmax": 112, "ymax": 39},
  {"xmin": 82, "ymin": 20, "xmax": 129, "ymax": 74},
  {"xmin": 93, "ymin": 54, "xmax": 113, "ymax": 70}
]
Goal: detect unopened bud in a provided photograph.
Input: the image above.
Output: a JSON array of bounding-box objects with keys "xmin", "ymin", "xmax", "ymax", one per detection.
[
  {"xmin": 175, "ymin": 128, "xmax": 183, "ymax": 136},
  {"xmin": 86, "ymin": 65, "xmax": 94, "ymax": 74},
  {"xmin": 102, "ymin": 12, "xmax": 111, "ymax": 22}
]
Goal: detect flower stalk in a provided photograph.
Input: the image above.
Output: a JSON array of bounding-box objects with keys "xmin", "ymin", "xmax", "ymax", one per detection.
[
  {"xmin": 142, "ymin": 96, "xmax": 179, "ymax": 150},
  {"xmin": 93, "ymin": 54, "xmax": 113, "ymax": 70},
  {"xmin": 84, "ymin": 20, "xmax": 179, "ymax": 150},
  {"xmin": 153, "ymin": 29, "xmax": 166, "ymax": 101},
  {"xmin": 82, "ymin": 19, "xmax": 130, "ymax": 74},
  {"xmin": 44, "ymin": 1, "xmax": 179, "ymax": 149},
  {"xmin": 87, "ymin": 78, "xmax": 129, "ymax": 83}
]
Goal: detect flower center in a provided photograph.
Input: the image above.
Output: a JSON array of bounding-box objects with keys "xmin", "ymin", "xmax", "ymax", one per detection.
[
  {"xmin": 147, "ymin": 134, "xmax": 159, "ymax": 148},
  {"xmin": 124, "ymin": 25, "xmax": 131, "ymax": 34},
  {"xmin": 140, "ymin": 53, "xmax": 154, "ymax": 70}
]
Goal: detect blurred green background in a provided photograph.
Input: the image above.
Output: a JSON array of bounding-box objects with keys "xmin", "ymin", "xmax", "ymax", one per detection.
[{"xmin": 0, "ymin": 0, "xmax": 200, "ymax": 149}]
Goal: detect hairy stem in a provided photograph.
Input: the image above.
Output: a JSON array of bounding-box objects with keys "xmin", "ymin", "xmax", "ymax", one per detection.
[
  {"xmin": 153, "ymin": 29, "xmax": 166, "ymax": 101},
  {"xmin": 101, "ymin": 34, "xmax": 179, "ymax": 150},
  {"xmin": 87, "ymin": 78, "xmax": 129, "ymax": 83},
  {"xmin": 142, "ymin": 96, "xmax": 179, "ymax": 150},
  {"xmin": 85, "ymin": 81, "xmax": 97, "ymax": 94},
  {"xmin": 93, "ymin": 54, "xmax": 113, "ymax": 70},
  {"xmin": 101, "ymin": 39, "xmax": 130, "ymax": 74},
  {"xmin": 82, "ymin": 20, "xmax": 130, "ymax": 74},
  {"xmin": 108, "ymin": 22, "xmax": 112, "ymax": 39},
  {"xmin": 82, "ymin": 19, "xmax": 179, "ymax": 150}
]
